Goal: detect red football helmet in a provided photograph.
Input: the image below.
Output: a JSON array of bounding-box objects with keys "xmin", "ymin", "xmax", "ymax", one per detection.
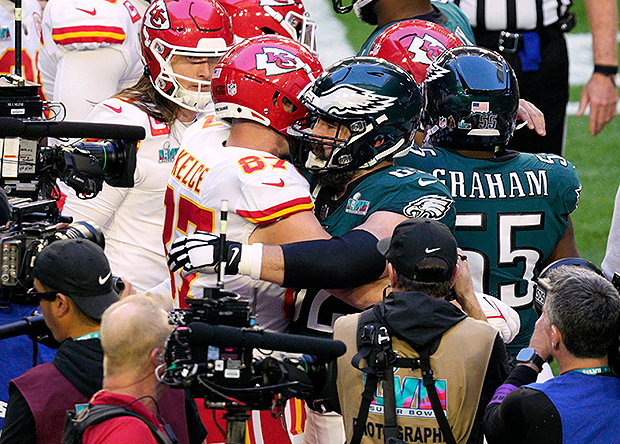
[
  {"xmin": 211, "ymin": 35, "xmax": 323, "ymax": 136},
  {"xmin": 141, "ymin": 0, "xmax": 235, "ymax": 111},
  {"xmin": 217, "ymin": 0, "xmax": 317, "ymax": 53},
  {"xmin": 367, "ymin": 19, "xmax": 464, "ymax": 83}
]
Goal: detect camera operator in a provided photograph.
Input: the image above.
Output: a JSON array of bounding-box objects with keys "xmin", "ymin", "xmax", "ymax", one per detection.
[
  {"xmin": 331, "ymin": 218, "xmax": 512, "ymax": 444},
  {"xmin": 484, "ymin": 266, "xmax": 620, "ymax": 444},
  {"xmin": 80, "ymin": 295, "xmax": 177, "ymax": 443},
  {"xmin": 0, "ymin": 239, "xmax": 205, "ymax": 444}
]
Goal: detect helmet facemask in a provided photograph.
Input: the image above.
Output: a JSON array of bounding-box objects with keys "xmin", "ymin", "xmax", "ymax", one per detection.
[
  {"xmin": 268, "ymin": 7, "xmax": 318, "ymax": 54},
  {"xmin": 289, "ymin": 113, "xmax": 356, "ymax": 172},
  {"xmin": 352, "ymin": 0, "xmax": 379, "ymax": 25},
  {"xmin": 147, "ymin": 37, "xmax": 228, "ymax": 112},
  {"xmin": 289, "ymin": 57, "xmax": 422, "ymax": 177},
  {"xmin": 141, "ymin": 0, "xmax": 235, "ymax": 114},
  {"xmin": 289, "ymin": 110, "xmax": 405, "ymax": 174}
]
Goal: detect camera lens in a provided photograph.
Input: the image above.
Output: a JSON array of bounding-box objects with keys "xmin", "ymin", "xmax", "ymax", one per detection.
[{"xmin": 53, "ymin": 221, "xmax": 105, "ymax": 250}]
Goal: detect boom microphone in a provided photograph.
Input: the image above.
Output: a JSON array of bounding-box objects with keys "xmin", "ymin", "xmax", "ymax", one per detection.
[
  {"xmin": 0, "ymin": 117, "xmax": 146, "ymax": 140},
  {"xmin": 187, "ymin": 322, "xmax": 347, "ymax": 358}
]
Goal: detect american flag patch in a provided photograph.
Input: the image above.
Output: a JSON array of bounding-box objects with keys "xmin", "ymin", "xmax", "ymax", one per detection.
[{"xmin": 471, "ymin": 101, "xmax": 489, "ymax": 112}]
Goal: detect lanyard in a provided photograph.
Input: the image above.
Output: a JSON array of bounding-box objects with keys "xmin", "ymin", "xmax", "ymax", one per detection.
[
  {"xmin": 74, "ymin": 331, "xmax": 101, "ymax": 341},
  {"xmin": 568, "ymin": 366, "xmax": 611, "ymax": 376}
]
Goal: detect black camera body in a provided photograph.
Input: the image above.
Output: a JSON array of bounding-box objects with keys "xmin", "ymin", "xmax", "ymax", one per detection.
[
  {"xmin": 0, "ymin": 198, "xmax": 105, "ymax": 303},
  {"xmin": 0, "ymin": 74, "xmax": 141, "ymax": 201},
  {"xmin": 167, "ymin": 289, "xmax": 256, "ymax": 398},
  {"xmin": 163, "ymin": 289, "xmax": 343, "ymax": 412},
  {"xmin": 0, "ymin": 74, "xmax": 141, "ymax": 302}
]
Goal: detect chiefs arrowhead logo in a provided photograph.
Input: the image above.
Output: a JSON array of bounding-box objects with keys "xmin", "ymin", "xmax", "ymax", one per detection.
[
  {"xmin": 255, "ymin": 47, "xmax": 305, "ymax": 77},
  {"xmin": 144, "ymin": 0, "xmax": 170, "ymax": 30},
  {"xmin": 406, "ymin": 33, "xmax": 448, "ymax": 65}
]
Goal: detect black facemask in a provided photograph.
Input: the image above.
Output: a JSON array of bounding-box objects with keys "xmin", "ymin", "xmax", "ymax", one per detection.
[{"xmin": 354, "ymin": 0, "xmax": 379, "ymax": 25}]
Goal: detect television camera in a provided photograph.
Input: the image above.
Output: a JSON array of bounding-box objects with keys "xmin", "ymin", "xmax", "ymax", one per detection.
[
  {"xmin": 0, "ymin": 73, "xmax": 144, "ymax": 304},
  {"xmin": 160, "ymin": 201, "xmax": 346, "ymax": 444}
]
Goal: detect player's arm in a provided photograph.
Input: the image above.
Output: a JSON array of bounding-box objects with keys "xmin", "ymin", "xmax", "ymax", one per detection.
[
  {"xmin": 168, "ymin": 211, "xmax": 404, "ymax": 301},
  {"xmin": 248, "ymin": 209, "xmax": 331, "ymax": 245},
  {"xmin": 169, "ymin": 224, "xmax": 388, "ymax": 289},
  {"xmin": 54, "ymin": 47, "xmax": 128, "ymax": 121},
  {"xmin": 61, "ymin": 182, "xmax": 129, "ymax": 228},
  {"xmin": 540, "ymin": 215, "xmax": 579, "ymax": 268},
  {"xmin": 266, "ymin": 210, "xmax": 405, "ymax": 288},
  {"xmin": 577, "ymin": 0, "xmax": 618, "ymax": 136}
]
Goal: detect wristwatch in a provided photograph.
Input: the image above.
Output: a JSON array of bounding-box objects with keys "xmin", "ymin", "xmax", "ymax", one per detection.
[{"xmin": 516, "ymin": 348, "xmax": 545, "ymax": 371}]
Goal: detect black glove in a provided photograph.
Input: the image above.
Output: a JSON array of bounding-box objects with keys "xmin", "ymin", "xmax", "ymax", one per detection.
[{"xmin": 167, "ymin": 232, "xmax": 242, "ymax": 275}]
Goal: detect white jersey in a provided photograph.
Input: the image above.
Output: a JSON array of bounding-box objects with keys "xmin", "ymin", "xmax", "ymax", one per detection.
[
  {"xmin": 40, "ymin": 0, "xmax": 146, "ymax": 119},
  {"xmin": 0, "ymin": 0, "xmax": 42, "ymax": 83},
  {"xmin": 165, "ymin": 115, "xmax": 314, "ymax": 332},
  {"xmin": 61, "ymin": 97, "xmax": 189, "ymax": 293}
]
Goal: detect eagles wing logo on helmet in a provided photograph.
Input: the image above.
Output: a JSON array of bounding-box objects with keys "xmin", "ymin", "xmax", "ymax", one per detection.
[
  {"xmin": 313, "ymin": 85, "xmax": 398, "ymax": 116},
  {"xmin": 144, "ymin": 0, "xmax": 170, "ymax": 30},
  {"xmin": 259, "ymin": 0, "xmax": 296, "ymax": 6},
  {"xmin": 256, "ymin": 47, "xmax": 305, "ymax": 76},
  {"xmin": 403, "ymin": 195, "xmax": 453, "ymax": 218},
  {"xmin": 425, "ymin": 63, "xmax": 450, "ymax": 82},
  {"xmin": 407, "ymin": 34, "xmax": 448, "ymax": 65}
]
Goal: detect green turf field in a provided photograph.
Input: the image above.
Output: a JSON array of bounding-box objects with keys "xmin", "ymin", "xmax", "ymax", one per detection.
[{"xmin": 331, "ymin": 7, "xmax": 620, "ymax": 267}]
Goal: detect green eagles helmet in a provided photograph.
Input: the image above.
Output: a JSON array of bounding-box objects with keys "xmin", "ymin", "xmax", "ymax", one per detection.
[
  {"xmin": 288, "ymin": 56, "xmax": 423, "ymax": 173},
  {"xmin": 424, "ymin": 46, "xmax": 519, "ymax": 149}
]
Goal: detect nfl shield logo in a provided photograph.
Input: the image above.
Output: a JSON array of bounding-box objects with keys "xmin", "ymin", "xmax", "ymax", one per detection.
[{"xmin": 227, "ymin": 82, "xmax": 237, "ymax": 96}]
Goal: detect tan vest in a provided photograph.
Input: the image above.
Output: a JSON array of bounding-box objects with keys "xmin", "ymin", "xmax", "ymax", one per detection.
[{"xmin": 334, "ymin": 313, "xmax": 497, "ymax": 444}]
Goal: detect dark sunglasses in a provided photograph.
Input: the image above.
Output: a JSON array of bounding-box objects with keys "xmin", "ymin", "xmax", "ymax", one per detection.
[{"xmin": 27, "ymin": 287, "xmax": 58, "ymax": 302}]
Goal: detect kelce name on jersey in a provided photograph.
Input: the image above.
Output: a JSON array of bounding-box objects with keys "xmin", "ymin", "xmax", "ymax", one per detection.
[
  {"xmin": 428, "ymin": 168, "xmax": 551, "ymax": 200},
  {"xmin": 171, "ymin": 149, "xmax": 208, "ymax": 193}
]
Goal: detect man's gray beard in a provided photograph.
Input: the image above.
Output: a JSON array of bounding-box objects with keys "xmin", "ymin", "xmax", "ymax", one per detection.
[{"xmin": 315, "ymin": 169, "xmax": 357, "ymax": 195}]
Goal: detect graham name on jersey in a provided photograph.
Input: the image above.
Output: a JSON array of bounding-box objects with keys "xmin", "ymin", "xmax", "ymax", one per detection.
[
  {"xmin": 428, "ymin": 167, "xmax": 549, "ymax": 200},
  {"xmin": 171, "ymin": 148, "xmax": 208, "ymax": 194},
  {"xmin": 406, "ymin": 148, "xmax": 573, "ymax": 200}
]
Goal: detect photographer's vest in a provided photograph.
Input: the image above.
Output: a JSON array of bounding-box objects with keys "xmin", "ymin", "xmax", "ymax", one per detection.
[
  {"xmin": 334, "ymin": 313, "xmax": 497, "ymax": 444},
  {"xmin": 13, "ymin": 364, "xmax": 190, "ymax": 444}
]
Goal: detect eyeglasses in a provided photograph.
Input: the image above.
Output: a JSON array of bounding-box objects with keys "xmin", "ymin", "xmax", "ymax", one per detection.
[{"xmin": 27, "ymin": 287, "xmax": 58, "ymax": 302}]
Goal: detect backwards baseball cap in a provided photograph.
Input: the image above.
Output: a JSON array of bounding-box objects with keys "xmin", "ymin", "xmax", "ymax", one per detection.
[
  {"xmin": 377, "ymin": 218, "xmax": 457, "ymax": 282},
  {"xmin": 33, "ymin": 239, "xmax": 120, "ymax": 320}
]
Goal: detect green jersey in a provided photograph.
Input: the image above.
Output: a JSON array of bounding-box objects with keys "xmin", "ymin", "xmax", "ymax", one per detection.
[
  {"xmin": 398, "ymin": 147, "xmax": 581, "ymax": 353},
  {"xmin": 291, "ymin": 165, "xmax": 456, "ymax": 337},
  {"xmin": 358, "ymin": 0, "xmax": 476, "ymax": 55}
]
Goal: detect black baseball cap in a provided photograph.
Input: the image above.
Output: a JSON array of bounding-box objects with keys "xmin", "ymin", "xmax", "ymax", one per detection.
[
  {"xmin": 33, "ymin": 239, "xmax": 120, "ymax": 320},
  {"xmin": 377, "ymin": 218, "xmax": 457, "ymax": 282}
]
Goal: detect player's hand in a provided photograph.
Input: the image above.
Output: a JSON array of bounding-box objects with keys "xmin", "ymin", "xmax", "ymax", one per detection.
[
  {"xmin": 516, "ymin": 99, "xmax": 546, "ymax": 136},
  {"xmin": 476, "ymin": 294, "xmax": 521, "ymax": 343},
  {"xmin": 577, "ymin": 73, "xmax": 618, "ymax": 136},
  {"xmin": 167, "ymin": 232, "xmax": 242, "ymax": 275}
]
